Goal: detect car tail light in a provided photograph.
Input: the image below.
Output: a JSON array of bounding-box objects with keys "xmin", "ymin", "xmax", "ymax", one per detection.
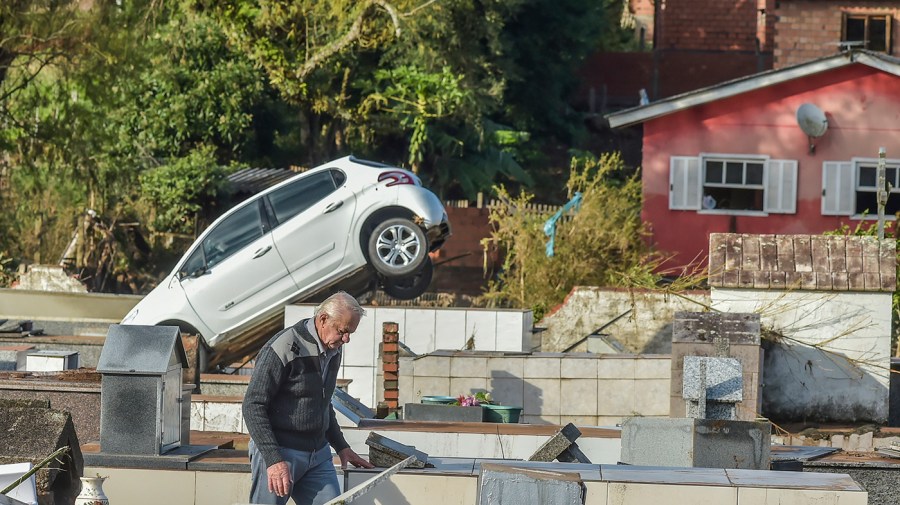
[{"xmin": 378, "ymin": 171, "xmax": 417, "ymax": 187}]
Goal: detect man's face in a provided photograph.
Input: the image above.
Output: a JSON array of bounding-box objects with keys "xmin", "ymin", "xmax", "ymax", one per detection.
[{"xmin": 317, "ymin": 310, "xmax": 360, "ymax": 350}]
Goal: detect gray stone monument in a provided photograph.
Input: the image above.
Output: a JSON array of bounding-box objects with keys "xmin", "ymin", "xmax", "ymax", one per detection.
[{"xmin": 683, "ymin": 356, "xmax": 742, "ymax": 420}]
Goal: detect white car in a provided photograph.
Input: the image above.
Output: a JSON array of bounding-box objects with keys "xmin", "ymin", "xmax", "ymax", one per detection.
[{"xmin": 122, "ymin": 156, "xmax": 450, "ymax": 351}]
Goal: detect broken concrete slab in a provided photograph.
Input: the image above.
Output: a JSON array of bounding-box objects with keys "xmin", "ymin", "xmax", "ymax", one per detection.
[
  {"xmin": 333, "ymin": 388, "xmax": 375, "ymax": 426},
  {"xmin": 364, "ymin": 432, "xmax": 429, "ymax": 469},
  {"xmin": 477, "ymin": 463, "xmax": 585, "ymax": 505},
  {"xmin": 527, "ymin": 423, "xmax": 591, "ymax": 464}
]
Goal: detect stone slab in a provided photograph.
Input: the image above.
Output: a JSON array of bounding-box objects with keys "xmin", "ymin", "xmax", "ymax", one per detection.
[
  {"xmin": 403, "ymin": 403, "xmax": 484, "ymax": 423},
  {"xmin": 683, "ymin": 356, "xmax": 743, "ymax": 402},
  {"xmin": 83, "ymin": 444, "xmax": 217, "ymax": 470},
  {"xmin": 619, "ymin": 417, "xmax": 771, "ymax": 470},
  {"xmin": 477, "ymin": 463, "xmax": 584, "ymax": 505}
]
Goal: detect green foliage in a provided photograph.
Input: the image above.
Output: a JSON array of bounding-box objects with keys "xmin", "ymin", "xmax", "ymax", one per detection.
[
  {"xmin": 481, "ymin": 152, "xmax": 654, "ymax": 319},
  {"xmin": 139, "ymin": 146, "xmax": 232, "ymax": 234}
]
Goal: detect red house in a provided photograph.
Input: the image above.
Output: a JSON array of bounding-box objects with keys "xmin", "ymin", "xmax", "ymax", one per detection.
[{"xmin": 605, "ymin": 50, "xmax": 900, "ymax": 269}]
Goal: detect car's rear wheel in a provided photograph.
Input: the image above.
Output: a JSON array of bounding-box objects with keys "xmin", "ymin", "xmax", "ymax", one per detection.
[
  {"xmin": 382, "ymin": 257, "xmax": 434, "ymax": 300},
  {"xmin": 367, "ymin": 217, "xmax": 427, "ymax": 277}
]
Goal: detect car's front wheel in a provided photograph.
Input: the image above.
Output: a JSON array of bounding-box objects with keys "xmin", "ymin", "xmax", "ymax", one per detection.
[
  {"xmin": 382, "ymin": 257, "xmax": 434, "ymax": 300},
  {"xmin": 367, "ymin": 217, "xmax": 428, "ymax": 277}
]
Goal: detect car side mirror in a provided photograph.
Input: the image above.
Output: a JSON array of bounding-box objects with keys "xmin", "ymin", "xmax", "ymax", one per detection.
[{"xmin": 179, "ymin": 266, "xmax": 209, "ymax": 280}]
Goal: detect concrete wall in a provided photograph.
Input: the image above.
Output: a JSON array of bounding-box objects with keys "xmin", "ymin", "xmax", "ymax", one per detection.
[
  {"xmin": 537, "ymin": 287, "xmax": 711, "ymax": 354},
  {"xmin": 285, "ymin": 305, "xmax": 533, "ymax": 408},
  {"xmin": 712, "ymin": 288, "xmax": 892, "ymax": 422},
  {"xmin": 399, "ymin": 351, "xmax": 671, "ymax": 426}
]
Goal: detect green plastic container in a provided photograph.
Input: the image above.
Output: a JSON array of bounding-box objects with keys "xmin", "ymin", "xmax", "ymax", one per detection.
[
  {"xmin": 420, "ymin": 395, "xmax": 457, "ymax": 405},
  {"xmin": 481, "ymin": 404, "xmax": 523, "ymax": 423}
]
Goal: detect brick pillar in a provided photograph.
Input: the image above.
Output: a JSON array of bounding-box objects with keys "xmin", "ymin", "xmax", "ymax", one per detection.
[{"xmin": 382, "ymin": 322, "xmax": 400, "ymax": 411}]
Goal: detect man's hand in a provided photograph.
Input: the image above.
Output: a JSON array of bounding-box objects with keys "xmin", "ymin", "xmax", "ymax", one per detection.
[
  {"xmin": 338, "ymin": 447, "xmax": 374, "ymax": 469},
  {"xmin": 267, "ymin": 461, "xmax": 292, "ymax": 497}
]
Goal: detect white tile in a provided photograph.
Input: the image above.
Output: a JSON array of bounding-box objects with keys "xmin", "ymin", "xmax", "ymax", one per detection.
[
  {"xmin": 598, "ymin": 358, "xmax": 636, "ymax": 379},
  {"xmin": 190, "ymin": 401, "xmax": 206, "ymax": 431},
  {"xmin": 450, "ymin": 377, "xmax": 489, "ymax": 396},
  {"xmin": 490, "ymin": 377, "xmax": 525, "ymax": 407},
  {"xmin": 413, "ymin": 356, "xmax": 451, "ymax": 377},
  {"xmin": 633, "ymin": 379, "xmax": 671, "ymax": 416},
  {"xmin": 608, "ymin": 482, "xmax": 736, "ymax": 505},
  {"xmin": 599, "ymin": 379, "xmax": 636, "ymax": 416},
  {"xmin": 398, "ymin": 368, "xmax": 415, "ymax": 406},
  {"xmin": 524, "ymin": 357, "xmax": 561, "ymax": 378},
  {"xmin": 635, "ymin": 358, "xmax": 671, "ymax": 379},
  {"xmin": 435, "ymin": 310, "xmax": 467, "ymax": 350},
  {"xmin": 583, "ymin": 481, "xmax": 609, "ymax": 505},
  {"xmin": 562, "ymin": 357, "xmax": 599, "ymax": 378},
  {"xmin": 343, "ymin": 365, "xmax": 376, "ymax": 408},
  {"xmin": 450, "ymin": 356, "xmax": 488, "ymax": 378},
  {"xmin": 464, "ymin": 310, "xmax": 498, "ymax": 350},
  {"xmin": 488, "ymin": 357, "xmax": 525, "ymax": 378},
  {"xmin": 496, "ymin": 311, "xmax": 528, "ymax": 351},
  {"xmin": 524, "ymin": 378, "xmax": 561, "ymax": 417},
  {"xmin": 203, "ymin": 402, "xmax": 243, "ymax": 433},
  {"xmin": 561, "ymin": 415, "xmax": 599, "ymax": 427},
  {"xmin": 373, "ymin": 308, "xmax": 407, "ymax": 341},
  {"xmin": 283, "ymin": 304, "xmax": 315, "ymax": 326},
  {"xmin": 560, "ymin": 379, "xmax": 598, "ymax": 416},
  {"xmin": 404, "ymin": 308, "xmax": 437, "ymax": 353},
  {"xmin": 411, "ymin": 376, "xmax": 451, "ymax": 400},
  {"xmin": 342, "ymin": 311, "xmax": 377, "ymax": 367},
  {"xmin": 737, "ymin": 487, "xmax": 867, "ymax": 505},
  {"xmin": 523, "ymin": 414, "xmax": 560, "ymax": 425}
]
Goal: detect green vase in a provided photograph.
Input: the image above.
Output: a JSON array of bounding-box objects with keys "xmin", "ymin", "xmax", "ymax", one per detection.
[{"xmin": 481, "ymin": 404, "xmax": 523, "ymax": 423}]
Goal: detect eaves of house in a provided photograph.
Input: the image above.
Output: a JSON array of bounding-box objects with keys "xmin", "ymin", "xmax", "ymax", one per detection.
[{"xmin": 605, "ymin": 50, "xmax": 900, "ymax": 129}]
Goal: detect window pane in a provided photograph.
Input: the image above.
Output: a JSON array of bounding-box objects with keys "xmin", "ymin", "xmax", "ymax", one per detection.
[
  {"xmin": 869, "ymin": 18, "xmax": 887, "ymax": 52},
  {"xmin": 888, "ymin": 168, "xmax": 898, "ymax": 188},
  {"xmin": 859, "ymin": 166, "xmax": 877, "ymax": 188},
  {"xmin": 702, "ymin": 186, "xmax": 764, "ymax": 211},
  {"xmin": 331, "ymin": 169, "xmax": 346, "ymax": 187},
  {"xmin": 203, "ymin": 203, "xmax": 263, "ymax": 268},
  {"xmin": 179, "ymin": 248, "xmax": 206, "ymax": 278},
  {"xmin": 746, "ymin": 163, "xmax": 764, "ymax": 185},
  {"xmin": 268, "ymin": 171, "xmax": 338, "ymax": 225},
  {"xmin": 855, "ymin": 189, "xmax": 878, "ymax": 215},
  {"xmin": 725, "ymin": 162, "xmax": 744, "ymax": 184},
  {"xmin": 845, "ymin": 17, "xmax": 866, "ymax": 45},
  {"xmin": 705, "ymin": 161, "xmax": 723, "ymax": 183}
]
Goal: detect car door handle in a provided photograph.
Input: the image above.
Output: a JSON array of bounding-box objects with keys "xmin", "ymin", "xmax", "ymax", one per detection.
[
  {"xmin": 252, "ymin": 245, "xmax": 272, "ymax": 259},
  {"xmin": 324, "ymin": 201, "xmax": 344, "ymax": 214}
]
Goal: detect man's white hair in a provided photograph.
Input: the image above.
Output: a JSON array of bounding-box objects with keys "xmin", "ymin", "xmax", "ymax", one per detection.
[{"xmin": 314, "ymin": 291, "xmax": 366, "ymax": 320}]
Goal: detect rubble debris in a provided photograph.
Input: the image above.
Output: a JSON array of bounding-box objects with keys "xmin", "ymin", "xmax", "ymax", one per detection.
[
  {"xmin": 364, "ymin": 432, "xmax": 430, "ymax": 469},
  {"xmin": 527, "ymin": 423, "xmax": 591, "ymax": 464}
]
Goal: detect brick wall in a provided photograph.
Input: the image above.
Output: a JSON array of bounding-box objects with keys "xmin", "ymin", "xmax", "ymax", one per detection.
[
  {"xmin": 656, "ymin": 0, "xmax": 770, "ymax": 51},
  {"xmin": 774, "ymin": 1, "xmax": 900, "ymax": 68},
  {"xmin": 430, "ymin": 206, "xmax": 496, "ymax": 295}
]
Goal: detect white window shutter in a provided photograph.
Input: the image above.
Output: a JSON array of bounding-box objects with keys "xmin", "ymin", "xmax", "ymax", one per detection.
[
  {"xmin": 669, "ymin": 156, "xmax": 701, "ymax": 210},
  {"xmin": 764, "ymin": 159, "xmax": 798, "ymax": 214},
  {"xmin": 821, "ymin": 161, "xmax": 854, "ymax": 215}
]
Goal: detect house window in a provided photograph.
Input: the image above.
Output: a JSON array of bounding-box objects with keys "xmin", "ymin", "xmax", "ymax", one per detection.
[
  {"xmin": 702, "ymin": 158, "xmax": 765, "ymax": 211},
  {"xmin": 669, "ymin": 154, "xmax": 797, "ymax": 214},
  {"xmin": 856, "ymin": 161, "xmax": 900, "ymax": 215},
  {"xmin": 822, "ymin": 158, "xmax": 900, "ymax": 217},
  {"xmin": 842, "ymin": 13, "xmax": 892, "ymax": 53}
]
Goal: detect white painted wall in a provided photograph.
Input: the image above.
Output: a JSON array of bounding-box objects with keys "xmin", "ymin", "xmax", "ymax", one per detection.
[
  {"xmin": 712, "ymin": 289, "xmax": 891, "ymax": 422},
  {"xmin": 284, "ymin": 304, "xmax": 534, "ymax": 408}
]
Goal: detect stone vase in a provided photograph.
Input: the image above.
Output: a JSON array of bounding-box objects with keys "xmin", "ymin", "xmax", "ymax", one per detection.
[{"xmin": 75, "ymin": 475, "xmax": 109, "ymax": 505}]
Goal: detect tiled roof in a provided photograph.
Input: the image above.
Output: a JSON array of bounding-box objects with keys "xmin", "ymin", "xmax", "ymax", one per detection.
[{"xmin": 708, "ymin": 233, "xmax": 896, "ymax": 292}]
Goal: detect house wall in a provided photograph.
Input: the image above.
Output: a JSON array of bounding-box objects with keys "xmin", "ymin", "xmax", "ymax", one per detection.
[
  {"xmin": 655, "ymin": 0, "xmax": 774, "ymax": 51},
  {"xmin": 284, "ymin": 305, "xmax": 534, "ymax": 408},
  {"xmin": 642, "ymin": 64, "xmax": 900, "ymax": 267},
  {"xmin": 775, "ymin": 1, "xmax": 900, "ymax": 68},
  {"xmin": 712, "ymin": 289, "xmax": 892, "ymax": 422}
]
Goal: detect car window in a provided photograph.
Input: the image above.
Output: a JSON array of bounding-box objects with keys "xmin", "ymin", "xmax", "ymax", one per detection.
[
  {"xmin": 202, "ymin": 202, "xmax": 264, "ymax": 269},
  {"xmin": 267, "ymin": 170, "xmax": 338, "ymax": 225},
  {"xmin": 331, "ymin": 169, "xmax": 346, "ymax": 187},
  {"xmin": 179, "ymin": 247, "xmax": 206, "ymax": 278}
]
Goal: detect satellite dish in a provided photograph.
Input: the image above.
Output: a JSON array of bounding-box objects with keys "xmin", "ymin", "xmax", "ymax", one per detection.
[
  {"xmin": 796, "ymin": 103, "xmax": 828, "ymax": 153},
  {"xmin": 797, "ymin": 103, "xmax": 828, "ymax": 137}
]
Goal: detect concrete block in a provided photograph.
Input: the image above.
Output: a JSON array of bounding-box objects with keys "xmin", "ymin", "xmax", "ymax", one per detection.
[
  {"xmin": 858, "ymin": 431, "xmax": 874, "ymax": 452},
  {"xmin": 464, "ymin": 310, "xmax": 498, "ymax": 350},
  {"xmin": 599, "ymin": 379, "xmax": 635, "ymax": 416},
  {"xmin": 830, "ymin": 434, "xmax": 844, "ymax": 449},
  {"xmin": 489, "ymin": 377, "xmax": 525, "ymax": 407},
  {"xmin": 524, "ymin": 357, "xmax": 561, "ymax": 379},
  {"xmin": 403, "ymin": 403, "xmax": 484, "ymax": 423},
  {"xmin": 365, "ymin": 432, "xmax": 428, "ymax": 468},
  {"xmin": 620, "ymin": 417, "xmax": 771, "ymax": 470},
  {"xmin": 635, "ymin": 358, "xmax": 670, "ymax": 379},
  {"xmin": 560, "ymin": 379, "xmax": 598, "ymax": 416},
  {"xmin": 414, "ymin": 356, "xmax": 451, "ymax": 377},
  {"xmin": 561, "ymin": 357, "xmax": 598, "ymax": 379},
  {"xmin": 525, "ymin": 378, "xmax": 561, "ymax": 416},
  {"xmin": 450, "ymin": 356, "xmax": 488, "ymax": 378},
  {"xmin": 633, "ymin": 379, "xmax": 670, "ymax": 416},
  {"xmin": 527, "ymin": 423, "xmax": 591, "ymax": 464},
  {"xmin": 847, "ymin": 433, "xmax": 859, "ymax": 451},
  {"xmin": 477, "ymin": 463, "xmax": 584, "ymax": 505},
  {"xmin": 488, "ymin": 357, "xmax": 525, "ymax": 378},
  {"xmin": 597, "ymin": 358, "xmax": 635, "ymax": 379}
]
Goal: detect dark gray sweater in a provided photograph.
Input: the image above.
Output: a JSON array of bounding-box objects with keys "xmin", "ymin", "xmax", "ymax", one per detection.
[{"xmin": 242, "ymin": 319, "xmax": 350, "ymax": 467}]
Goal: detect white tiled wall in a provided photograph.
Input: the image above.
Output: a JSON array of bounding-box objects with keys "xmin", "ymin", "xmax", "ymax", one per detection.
[
  {"xmin": 403, "ymin": 353, "xmax": 672, "ymax": 425},
  {"xmin": 284, "ymin": 305, "xmax": 533, "ymax": 407}
]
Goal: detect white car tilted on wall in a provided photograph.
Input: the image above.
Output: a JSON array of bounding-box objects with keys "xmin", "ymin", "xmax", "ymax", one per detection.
[{"xmin": 122, "ymin": 156, "xmax": 451, "ymax": 351}]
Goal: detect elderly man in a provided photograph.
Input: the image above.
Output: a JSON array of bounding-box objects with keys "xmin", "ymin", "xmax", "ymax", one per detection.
[{"xmin": 243, "ymin": 291, "xmax": 374, "ymax": 505}]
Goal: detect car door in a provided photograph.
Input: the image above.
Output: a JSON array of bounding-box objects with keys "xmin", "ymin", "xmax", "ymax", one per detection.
[
  {"xmin": 177, "ymin": 199, "xmax": 295, "ymax": 335},
  {"xmin": 266, "ymin": 169, "xmax": 357, "ymax": 290}
]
